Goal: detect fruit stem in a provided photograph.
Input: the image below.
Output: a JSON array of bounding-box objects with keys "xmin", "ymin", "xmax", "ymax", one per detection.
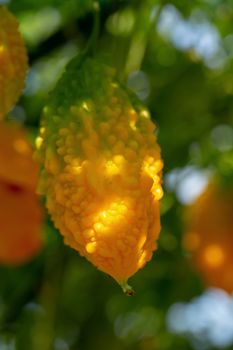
[
  {"xmin": 120, "ymin": 281, "xmax": 135, "ymax": 296},
  {"xmin": 83, "ymin": 1, "xmax": 100, "ymax": 58}
]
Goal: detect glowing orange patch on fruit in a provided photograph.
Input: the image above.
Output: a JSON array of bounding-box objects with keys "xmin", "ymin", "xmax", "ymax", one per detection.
[
  {"xmin": 0, "ymin": 6, "xmax": 28, "ymax": 119},
  {"xmin": 202, "ymin": 244, "xmax": 225, "ymax": 268}
]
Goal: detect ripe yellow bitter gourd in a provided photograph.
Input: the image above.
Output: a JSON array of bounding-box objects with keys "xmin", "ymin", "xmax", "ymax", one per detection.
[
  {"xmin": 0, "ymin": 6, "xmax": 28, "ymax": 119},
  {"xmin": 0, "ymin": 121, "xmax": 43, "ymax": 264},
  {"xmin": 36, "ymin": 58, "xmax": 163, "ymax": 293},
  {"xmin": 183, "ymin": 181, "xmax": 233, "ymax": 293}
]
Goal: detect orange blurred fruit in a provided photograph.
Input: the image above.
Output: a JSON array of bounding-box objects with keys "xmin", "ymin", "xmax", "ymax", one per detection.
[
  {"xmin": 0, "ymin": 181, "xmax": 42, "ymax": 264},
  {"xmin": 183, "ymin": 181, "xmax": 233, "ymax": 293},
  {"xmin": 0, "ymin": 121, "xmax": 43, "ymax": 265},
  {"xmin": 0, "ymin": 121, "xmax": 38, "ymax": 190},
  {"xmin": 0, "ymin": 6, "xmax": 28, "ymax": 119}
]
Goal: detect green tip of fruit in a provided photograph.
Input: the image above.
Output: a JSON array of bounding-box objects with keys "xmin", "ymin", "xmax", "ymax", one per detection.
[{"xmin": 120, "ymin": 281, "xmax": 135, "ymax": 296}]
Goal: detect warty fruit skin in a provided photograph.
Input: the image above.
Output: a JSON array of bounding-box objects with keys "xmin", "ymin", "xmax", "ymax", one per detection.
[
  {"xmin": 37, "ymin": 58, "xmax": 163, "ymax": 286},
  {"xmin": 0, "ymin": 6, "xmax": 28, "ymax": 119}
]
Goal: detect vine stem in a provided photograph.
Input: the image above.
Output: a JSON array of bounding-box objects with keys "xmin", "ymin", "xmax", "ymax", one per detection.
[
  {"xmin": 83, "ymin": 1, "xmax": 100, "ymax": 58},
  {"xmin": 124, "ymin": 1, "xmax": 164, "ymax": 77}
]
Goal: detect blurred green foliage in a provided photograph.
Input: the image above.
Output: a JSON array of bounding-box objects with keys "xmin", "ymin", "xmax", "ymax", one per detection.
[{"xmin": 1, "ymin": 0, "xmax": 233, "ymax": 349}]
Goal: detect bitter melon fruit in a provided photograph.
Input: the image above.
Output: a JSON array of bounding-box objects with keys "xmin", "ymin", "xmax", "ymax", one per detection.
[
  {"xmin": 36, "ymin": 57, "xmax": 163, "ymax": 293},
  {"xmin": 0, "ymin": 121, "xmax": 42, "ymax": 264},
  {"xmin": 183, "ymin": 181, "xmax": 233, "ymax": 293}
]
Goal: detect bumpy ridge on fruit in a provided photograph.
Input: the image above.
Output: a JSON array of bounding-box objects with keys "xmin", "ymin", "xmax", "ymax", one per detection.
[
  {"xmin": 36, "ymin": 57, "xmax": 163, "ymax": 285},
  {"xmin": 0, "ymin": 6, "xmax": 28, "ymax": 119}
]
